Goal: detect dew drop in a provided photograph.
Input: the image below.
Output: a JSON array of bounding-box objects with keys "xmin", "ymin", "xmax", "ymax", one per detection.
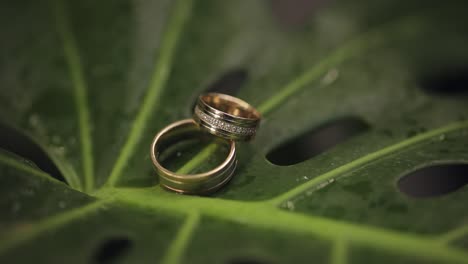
[
  {"xmin": 51, "ymin": 135, "xmax": 61, "ymax": 145},
  {"xmin": 58, "ymin": 201, "xmax": 66, "ymax": 209},
  {"xmin": 21, "ymin": 158, "xmax": 36, "ymax": 168},
  {"xmin": 321, "ymin": 68, "xmax": 339, "ymax": 85},
  {"xmin": 21, "ymin": 189, "xmax": 35, "ymax": 196},
  {"xmin": 28, "ymin": 114, "xmax": 40, "ymax": 127},
  {"xmin": 11, "ymin": 202, "xmax": 21, "ymax": 213},
  {"xmin": 69, "ymin": 137, "xmax": 77, "ymax": 145},
  {"xmin": 52, "ymin": 146, "xmax": 66, "ymax": 156}
]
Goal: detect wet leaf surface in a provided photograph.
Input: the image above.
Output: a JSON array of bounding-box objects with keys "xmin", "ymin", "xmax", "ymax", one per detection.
[{"xmin": 1, "ymin": 0, "xmax": 468, "ymax": 263}]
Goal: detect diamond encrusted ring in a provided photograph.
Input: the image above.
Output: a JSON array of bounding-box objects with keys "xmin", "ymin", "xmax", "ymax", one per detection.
[{"xmin": 193, "ymin": 93, "xmax": 261, "ymax": 141}]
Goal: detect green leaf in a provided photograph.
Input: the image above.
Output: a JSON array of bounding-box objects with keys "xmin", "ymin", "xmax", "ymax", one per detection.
[{"xmin": 1, "ymin": 0, "xmax": 468, "ymax": 263}]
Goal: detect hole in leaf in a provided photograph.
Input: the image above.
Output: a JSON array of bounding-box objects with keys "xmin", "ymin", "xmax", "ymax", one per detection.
[
  {"xmin": 93, "ymin": 237, "xmax": 132, "ymax": 264},
  {"xmin": 0, "ymin": 122, "xmax": 65, "ymax": 182},
  {"xmin": 205, "ymin": 69, "xmax": 248, "ymax": 95},
  {"xmin": 398, "ymin": 163, "xmax": 468, "ymax": 198},
  {"xmin": 266, "ymin": 117, "xmax": 369, "ymax": 166},
  {"xmin": 420, "ymin": 67, "xmax": 468, "ymax": 95},
  {"xmin": 271, "ymin": 0, "xmax": 327, "ymax": 28},
  {"xmin": 191, "ymin": 69, "xmax": 247, "ymax": 114}
]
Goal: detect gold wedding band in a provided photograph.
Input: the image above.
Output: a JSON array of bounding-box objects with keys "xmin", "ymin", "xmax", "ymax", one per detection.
[
  {"xmin": 193, "ymin": 93, "xmax": 261, "ymax": 141},
  {"xmin": 151, "ymin": 94, "xmax": 258, "ymax": 194},
  {"xmin": 151, "ymin": 119, "xmax": 236, "ymax": 194}
]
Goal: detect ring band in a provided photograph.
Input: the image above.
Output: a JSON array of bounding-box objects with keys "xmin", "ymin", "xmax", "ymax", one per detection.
[
  {"xmin": 151, "ymin": 119, "xmax": 237, "ymax": 194},
  {"xmin": 193, "ymin": 93, "xmax": 261, "ymax": 141}
]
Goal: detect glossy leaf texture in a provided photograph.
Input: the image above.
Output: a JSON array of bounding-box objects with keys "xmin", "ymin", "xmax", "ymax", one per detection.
[{"xmin": 1, "ymin": 0, "xmax": 468, "ymax": 263}]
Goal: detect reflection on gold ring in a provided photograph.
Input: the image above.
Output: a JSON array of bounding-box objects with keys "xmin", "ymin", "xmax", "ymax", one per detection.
[
  {"xmin": 193, "ymin": 93, "xmax": 261, "ymax": 141},
  {"xmin": 151, "ymin": 119, "xmax": 236, "ymax": 194}
]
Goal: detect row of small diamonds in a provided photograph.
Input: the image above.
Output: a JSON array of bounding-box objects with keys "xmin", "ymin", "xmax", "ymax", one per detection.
[{"xmin": 195, "ymin": 107, "xmax": 255, "ymax": 135}]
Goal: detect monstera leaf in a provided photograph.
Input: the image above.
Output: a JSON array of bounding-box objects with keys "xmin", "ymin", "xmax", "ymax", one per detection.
[{"xmin": 1, "ymin": 0, "xmax": 468, "ymax": 263}]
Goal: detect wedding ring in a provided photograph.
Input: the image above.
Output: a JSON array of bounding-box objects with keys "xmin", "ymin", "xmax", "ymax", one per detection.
[
  {"xmin": 151, "ymin": 119, "xmax": 236, "ymax": 194},
  {"xmin": 193, "ymin": 93, "xmax": 261, "ymax": 141}
]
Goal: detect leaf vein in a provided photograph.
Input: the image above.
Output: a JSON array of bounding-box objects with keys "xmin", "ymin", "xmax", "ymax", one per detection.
[
  {"xmin": 268, "ymin": 121, "xmax": 468, "ymax": 205},
  {"xmin": 105, "ymin": 0, "xmax": 193, "ymax": 187},
  {"xmin": 331, "ymin": 239, "xmax": 347, "ymax": 264},
  {"xmin": 52, "ymin": 0, "xmax": 94, "ymax": 192},
  {"xmin": 161, "ymin": 211, "xmax": 200, "ymax": 264},
  {"xmin": 0, "ymin": 200, "xmax": 107, "ymax": 255},
  {"xmin": 0, "ymin": 152, "xmax": 60, "ymax": 183},
  {"xmin": 106, "ymin": 190, "xmax": 468, "ymax": 264},
  {"xmin": 160, "ymin": 15, "xmax": 424, "ymax": 178},
  {"xmin": 438, "ymin": 224, "xmax": 468, "ymax": 245}
]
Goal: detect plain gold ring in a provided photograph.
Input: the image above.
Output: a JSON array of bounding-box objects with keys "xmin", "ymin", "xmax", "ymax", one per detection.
[{"xmin": 150, "ymin": 119, "xmax": 237, "ymax": 194}]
